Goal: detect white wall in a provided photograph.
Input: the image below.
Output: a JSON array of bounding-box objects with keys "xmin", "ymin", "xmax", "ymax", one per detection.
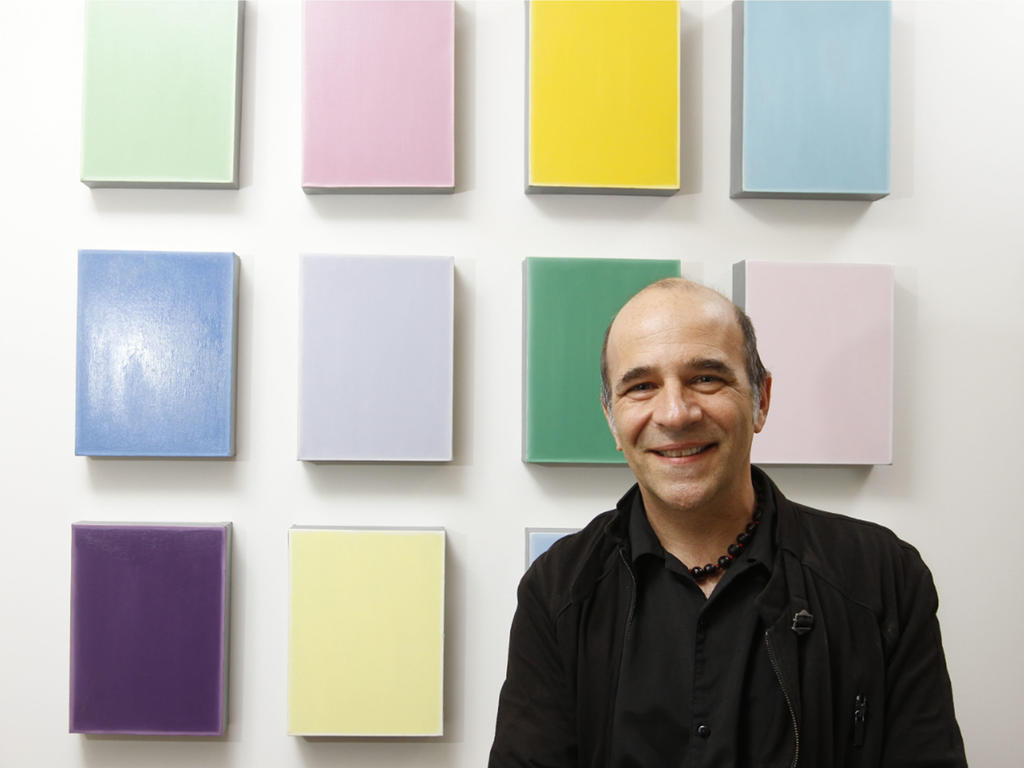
[{"xmin": 1, "ymin": 1, "xmax": 1021, "ymax": 765}]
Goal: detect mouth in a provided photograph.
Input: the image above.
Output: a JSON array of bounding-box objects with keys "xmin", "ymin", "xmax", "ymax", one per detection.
[{"xmin": 651, "ymin": 443, "xmax": 715, "ymax": 459}]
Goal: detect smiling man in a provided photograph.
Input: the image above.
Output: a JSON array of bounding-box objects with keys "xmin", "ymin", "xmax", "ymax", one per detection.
[{"xmin": 490, "ymin": 279, "xmax": 966, "ymax": 767}]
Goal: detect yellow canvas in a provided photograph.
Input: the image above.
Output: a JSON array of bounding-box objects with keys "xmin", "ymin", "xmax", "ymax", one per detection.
[
  {"xmin": 288, "ymin": 528, "xmax": 445, "ymax": 736},
  {"xmin": 528, "ymin": 0, "xmax": 680, "ymax": 192}
]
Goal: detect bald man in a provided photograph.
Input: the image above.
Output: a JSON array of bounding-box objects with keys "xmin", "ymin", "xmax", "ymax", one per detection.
[{"xmin": 490, "ymin": 279, "xmax": 965, "ymax": 767}]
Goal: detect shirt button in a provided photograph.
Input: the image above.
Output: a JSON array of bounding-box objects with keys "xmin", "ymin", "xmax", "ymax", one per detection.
[{"xmin": 696, "ymin": 723, "xmax": 711, "ymax": 738}]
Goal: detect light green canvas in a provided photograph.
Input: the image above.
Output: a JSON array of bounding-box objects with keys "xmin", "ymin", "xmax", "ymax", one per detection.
[
  {"xmin": 81, "ymin": 0, "xmax": 243, "ymax": 187},
  {"xmin": 524, "ymin": 257, "xmax": 681, "ymax": 463}
]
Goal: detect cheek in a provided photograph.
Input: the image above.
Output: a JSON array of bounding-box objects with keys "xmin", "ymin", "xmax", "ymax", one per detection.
[{"xmin": 616, "ymin": 410, "xmax": 650, "ymax": 444}]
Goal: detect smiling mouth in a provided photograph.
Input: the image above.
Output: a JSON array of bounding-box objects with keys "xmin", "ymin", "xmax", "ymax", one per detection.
[{"xmin": 653, "ymin": 444, "xmax": 714, "ymax": 458}]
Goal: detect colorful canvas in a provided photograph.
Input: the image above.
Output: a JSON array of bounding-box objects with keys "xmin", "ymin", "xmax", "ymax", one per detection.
[
  {"xmin": 527, "ymin": 0, "xmax": 679, "ymax": 193},
  {"xmin": 75, "ymin": 250, "xmax": 239, "ymax": 457},
  {"xmin": 731, "ymin": 0, "xmax": 891, "ymax": 199},
  {"xmin": 299, "ymin": 255, "xmax": 453, "ymax": 461},
  {"xmin": 524, "ymin": 257, "xmax": 681, "ymax": 463},
  {"xmin": 303, "ymin": 0, "xmax": 455, "ymax": 191},
  {"xmin": 81, "ymin": 0, "xmax": 244, "ymax": 188},
  {"xmin": 734, "ymin": 261, "xmax": 894, "ymax": 464},
  {"xmin": 70, "ymin": 523, "xmax": 231, "ymax": 735},
  {"xmin": 288, "ymin": 527, "xmax": 446, "ymax": 736},
  {"xmin": 526, "ymin": 528, "xmax": 578, "ymax": 568}
]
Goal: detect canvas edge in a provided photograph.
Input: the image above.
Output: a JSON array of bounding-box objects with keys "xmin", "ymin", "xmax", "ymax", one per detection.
[
  {"xmin": 521, "ymin": 258, "xmax": 531, "ymax": 462},
  {"xmin": 729, "ymin": 0, "xmax": 745, "ymax": 198}
]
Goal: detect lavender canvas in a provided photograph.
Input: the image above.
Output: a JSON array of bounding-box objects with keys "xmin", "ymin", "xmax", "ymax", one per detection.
[
  {"xmin": 70, "ymin": 523, "xmax": 231, "ymax": 735},
  {"xmin": 299, "ymin": 255, "xmax": 454, "ymax": 461}
]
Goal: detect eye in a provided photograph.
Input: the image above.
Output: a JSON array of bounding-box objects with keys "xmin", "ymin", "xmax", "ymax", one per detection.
[
  {"xmin": 691, "ymin": 374, "xmax": 726, "ymax": 391},
  {"xmin": 626, "ymin": 382, "xmax": 654, "ymax": 393}
]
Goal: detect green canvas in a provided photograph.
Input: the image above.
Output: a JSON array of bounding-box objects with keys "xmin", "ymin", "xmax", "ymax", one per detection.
[
  {"xmin": 524, "ymin": 257, "xmax": 681, "ymax": 463},
  {"xmin": 81, "ymin": 0, "xmax": 244, "ymax": 188}
]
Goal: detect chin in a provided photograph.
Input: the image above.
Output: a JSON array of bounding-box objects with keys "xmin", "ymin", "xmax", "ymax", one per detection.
[{"xmin": 649, "ymin": 483, "xmax": 715, "ymax": 515}]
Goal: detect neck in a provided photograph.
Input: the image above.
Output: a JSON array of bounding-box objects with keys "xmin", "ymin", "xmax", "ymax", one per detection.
[{"xmin": 640, "ymin": 480, "xmax": 757, "ymax": 587}]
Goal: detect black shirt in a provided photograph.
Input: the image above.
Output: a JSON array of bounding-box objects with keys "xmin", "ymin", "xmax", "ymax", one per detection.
[{"xmin": 611, "ymin": 474, "xmax": 790, "ymax": 767}]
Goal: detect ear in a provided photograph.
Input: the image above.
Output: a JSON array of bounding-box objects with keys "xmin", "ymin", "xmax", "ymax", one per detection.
[
  {"xmin": 602, "ymin": 399, "xmax": 623, "ymax": 451},
  {"xmin": 753, "ymin": 375, "xmax": 772, "ymax": 433}
]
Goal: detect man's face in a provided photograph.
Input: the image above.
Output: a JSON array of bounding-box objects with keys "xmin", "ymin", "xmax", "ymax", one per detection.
[{"xmin": 602, "ymin": 288, "xmax": 770, "ymax": 519}]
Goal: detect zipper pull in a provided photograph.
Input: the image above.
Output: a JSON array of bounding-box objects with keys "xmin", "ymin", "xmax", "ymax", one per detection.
[{"xmin": 852, "ymin": 694, "xmax": 867, "ymax": 747}]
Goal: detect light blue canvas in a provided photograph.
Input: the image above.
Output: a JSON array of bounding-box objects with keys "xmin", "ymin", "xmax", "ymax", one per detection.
[
  {"xmin": 526, "ymin": 529, "xmax": 577, "ymax": 568},
  {"xmin": 75, "ymin": 250, "xmax": 239, "ymax": 457},
  {"xmin": 732, "ymin": 0, "xmax": 891, "ymax": 199}
]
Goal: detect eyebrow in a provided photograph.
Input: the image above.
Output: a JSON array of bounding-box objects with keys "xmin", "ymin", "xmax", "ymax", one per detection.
[
  {"xmin": 689, "ymin": 357, "xmax": 737, "ymax": 377},
  {"xmin": 615, "ymin": 365, "xmax": 656, "ymax": 391},
  {"xmin": 614, "ymin": 358, "xmax": 738, "ymax": 391}
]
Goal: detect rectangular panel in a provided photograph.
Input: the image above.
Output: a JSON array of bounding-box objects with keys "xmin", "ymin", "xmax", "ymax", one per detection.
[
  {"xmin": 524, "ymin": 257, "xmax": 681, "ymax": 463},
  {"xmin": 735, "ymin": 261, "xmax": 894, "ymax": 464},
  {"xmin": 288, "ymin": 527, "xmax": 445, "ymax": 736},
  {"xmin": 527, "ymin": 0, "xmax": 679, "ymax": 194},
  {"xmin": 303, "ymin": 0, "xmax": 455, "ymax": 192},
  {"xmin": 526, "ymin": 528, "xmax": 578, "ymax": 568},
  {"xmin": 70, "ymin": 523, "xmax": 231, "ymax": 735},
  {"xmin": 731, "ymin": 0, "xmax": 891, "ymax": 199},
  {"xmin": 299, "ymin": 255, "xmax": 454, "ymax": 461},
  {"xmin": 81, "ymin": 0, "xmax": 244, "ymax": 188},
  {"xmin": 75, "ymin": 250, "xmax": 239, "ymax": 457}
]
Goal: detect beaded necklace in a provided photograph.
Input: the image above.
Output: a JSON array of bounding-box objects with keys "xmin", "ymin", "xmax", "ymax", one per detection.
[{"xmin": 688, "ymin": 505, "xmax": 763, "ymax": 582}]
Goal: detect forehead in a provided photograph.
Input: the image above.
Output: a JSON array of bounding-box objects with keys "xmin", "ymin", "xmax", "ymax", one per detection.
[{"xmin": 606, "ymin": 289, "xmax": 744, "ymax": 372}]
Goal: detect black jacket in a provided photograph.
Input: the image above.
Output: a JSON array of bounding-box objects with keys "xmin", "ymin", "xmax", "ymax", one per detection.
[{"xmin": 490, "ymin": 469, "xmax": 967, "ymax": 767}]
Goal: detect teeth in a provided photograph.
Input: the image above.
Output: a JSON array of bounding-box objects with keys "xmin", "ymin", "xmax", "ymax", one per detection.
[{"xmin": 658, "ymin": 445, "xmax": 706, "ymax": 458}]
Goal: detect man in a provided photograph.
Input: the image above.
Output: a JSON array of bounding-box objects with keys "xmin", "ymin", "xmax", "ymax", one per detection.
[{"xmin": 490, "ymin": 279, "xmax": 966, "ymax": 767}]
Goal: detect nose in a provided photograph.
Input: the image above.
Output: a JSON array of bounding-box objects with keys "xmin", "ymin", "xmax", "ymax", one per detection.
[{"xmin": 653, "ymin": 382, "xmax": 702, "ymax": 430}]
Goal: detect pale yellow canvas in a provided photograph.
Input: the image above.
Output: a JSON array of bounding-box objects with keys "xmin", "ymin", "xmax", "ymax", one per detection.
[
  {"xmin": 528, "ymin": 0, "xmax": 680, "ymax": 191},
  {"xmin": 288, "ymin": 528, "xmax": 445, "ymax": 736}
]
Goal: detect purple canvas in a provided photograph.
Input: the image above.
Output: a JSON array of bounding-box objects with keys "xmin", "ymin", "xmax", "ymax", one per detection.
[
  {"xmin": 70, "ymin": 523, "xmax": 230, "ymax": 735},
  {"xmin": 302, "ymin": 0, "xmax": 455, "ymax": 190},
  {"xmin": 735, "ymin": 261, "xmax": 894, "ymax": 465}
]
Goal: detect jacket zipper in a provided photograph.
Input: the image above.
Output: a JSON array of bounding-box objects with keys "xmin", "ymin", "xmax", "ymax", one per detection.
[
  {"xmin": 852, "ymin": 694, "xmax": 867, "ymax": 747},
  {"xmin": 765, "ymin": 629, "xmax": 800, "ymax": 768}
]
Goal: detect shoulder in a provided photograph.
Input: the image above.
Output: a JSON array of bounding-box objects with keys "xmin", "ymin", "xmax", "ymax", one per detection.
[
  {"xmin": 521, "ymin": 506, "xmax": 623, "ymax": 618},
  {"xmin": 779, "ymin": 496, "xmax": 934, "ymax": 615}
]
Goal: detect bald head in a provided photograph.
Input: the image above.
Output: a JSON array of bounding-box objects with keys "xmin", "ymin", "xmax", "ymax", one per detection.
[{"xmin": 599, "ymin": 278, "xmax": 768, "ymax": 411}]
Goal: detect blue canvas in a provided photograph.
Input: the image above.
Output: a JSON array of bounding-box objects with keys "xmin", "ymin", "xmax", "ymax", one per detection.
[
  {"xmin": 731, "ymin": 0, "xmax": 891, "ymax": 200},
  {"xmin": 526, "ymin": 529, "xmax": 577, "ymax": 568},
  {"xmin": 75, "ymin": 250, "xmax": 239, "ymax": 457}
]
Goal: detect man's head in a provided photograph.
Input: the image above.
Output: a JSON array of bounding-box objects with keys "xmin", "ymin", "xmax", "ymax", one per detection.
[
  {"xmin": 600, "ymin": 279, "xmax": 771, "ymax": 518},
  {"xmin": 601, "ymin": 279, "xmax": 768, "ymax": 415}
]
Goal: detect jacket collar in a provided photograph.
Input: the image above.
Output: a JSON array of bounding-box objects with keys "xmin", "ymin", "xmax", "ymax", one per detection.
[{"xmin": 595, "ymin": 468, "xmax": 812, "ymax": 624}]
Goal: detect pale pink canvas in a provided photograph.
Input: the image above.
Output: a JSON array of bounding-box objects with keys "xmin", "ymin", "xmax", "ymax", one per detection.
[
  {"xmin": 303, "ymin": 0, "xmax": 454, "ymax": 190},
  {"xmin": 736, "ymin": 261, "xmax": 894, "ymax": 465}
]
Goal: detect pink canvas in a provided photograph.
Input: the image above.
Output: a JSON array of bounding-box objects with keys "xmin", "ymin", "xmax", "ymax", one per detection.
[
  {"xmin": 303, "ymin": 0, "xmax": 454, "ymax": 190},
  {"xmin": 737, "ymin": 261, "xmax": 894, "ymax": 465}
]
